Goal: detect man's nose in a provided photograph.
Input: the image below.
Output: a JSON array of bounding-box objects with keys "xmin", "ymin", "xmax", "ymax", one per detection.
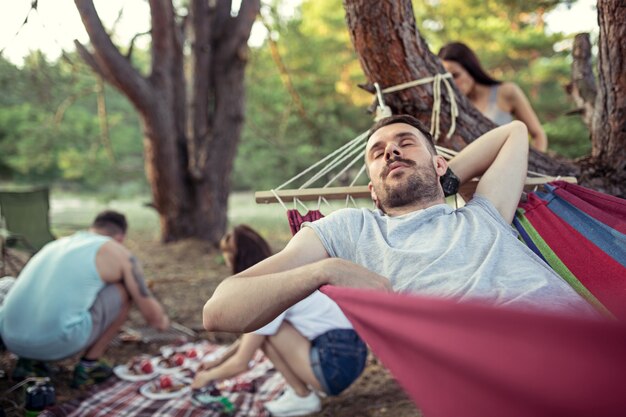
[{"xmin": 384, "ymin": 143, "xmax": 401, "ymax": 161}]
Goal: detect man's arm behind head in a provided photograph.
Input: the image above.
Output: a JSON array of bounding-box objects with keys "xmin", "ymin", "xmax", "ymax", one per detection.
[{"xmin": 448, "ymin": 121, "xmax": 529, "ymax": 223}]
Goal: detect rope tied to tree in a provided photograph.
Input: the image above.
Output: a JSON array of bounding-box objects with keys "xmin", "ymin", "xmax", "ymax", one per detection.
[{"xmin": 374, "ymin": 73, "xmax": 459, "ymax": 141}]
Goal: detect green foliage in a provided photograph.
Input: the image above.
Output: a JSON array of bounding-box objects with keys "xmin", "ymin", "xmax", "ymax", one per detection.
[
  {"xmin": 0, "ymin": 53, "xmax": 147, "ymax": 194},
  {"xmin": 233, "ymin": 0, "xmax": 372, "ymax": 191},
  {"xmin": 544, "ymin": 116, "xmax": 591, "ymax": 158},
  {"xmin": 0, "ymin": 0, "xmax": 596, "ymax": 196}
]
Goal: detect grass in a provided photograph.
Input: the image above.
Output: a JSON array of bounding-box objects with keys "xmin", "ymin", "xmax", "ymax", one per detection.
[{"xmin": 49, "ymin": 191, "xmax": 296, "ymax": 245}]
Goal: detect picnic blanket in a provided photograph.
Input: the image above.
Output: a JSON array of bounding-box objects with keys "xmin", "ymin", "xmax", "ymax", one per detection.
[{"xmin": 40, "ymin": 341, "xmax": 286, "ymax": 417}]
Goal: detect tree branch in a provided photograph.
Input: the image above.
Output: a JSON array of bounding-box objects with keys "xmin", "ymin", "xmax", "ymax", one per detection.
[
  {"xmin": 126, "ymin": 30, "xmax": 151, "ymax": 60},
  {"xmin": 212, "ymin": 0, "xmax": 232, "ymax": 42},
  {"xmin": 187, "ymin": 0, "xmax": 213, "ymax": 180},
  {"xmin": 73, "ymin": 40, "xmax": 120, "ymax": 89},
  {"xmin": 222, "ymin": 0, "xmax": 260, "ymax": 55},
  {"xmin": 74, "ymin": 0, "xmax": 153, "ymax": 110},
  {"xmin": 148, "ymin": 0, "xmax": 178, "ymax": 82}
]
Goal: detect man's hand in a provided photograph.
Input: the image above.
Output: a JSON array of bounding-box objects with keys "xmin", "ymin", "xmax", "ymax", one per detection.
[
  {"xmin": 157, "ymin": 314, "xmax": 170, "ymax": 331},
  {"xmin": 314, "ymin": 258, "xmax": 392, "ymax": 292}
]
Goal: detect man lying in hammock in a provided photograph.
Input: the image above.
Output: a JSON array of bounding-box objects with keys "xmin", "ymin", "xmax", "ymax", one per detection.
[{"xmin": 203, "ymin": 114, "xmax": 598, "ymax": 332}]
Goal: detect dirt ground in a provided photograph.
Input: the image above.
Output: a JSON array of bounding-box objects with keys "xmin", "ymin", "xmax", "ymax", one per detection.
[{"xmin": 0, "ymin": 236, "xmax": 421, "ymax": 417}]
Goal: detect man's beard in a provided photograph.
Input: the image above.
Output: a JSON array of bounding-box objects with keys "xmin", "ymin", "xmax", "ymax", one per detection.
[{"xmin": 375, "ymin": 157, "xmax": 441, "ymax": 211}]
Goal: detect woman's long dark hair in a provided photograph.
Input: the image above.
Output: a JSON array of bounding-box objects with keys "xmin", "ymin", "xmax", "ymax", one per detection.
[
  {"xmin": 438, "ymin": 42, "xmax": 500, "ymax": 86},
  {"xmin": 221, "ymin": 225, "xmax": 272, "ymax": 274}
]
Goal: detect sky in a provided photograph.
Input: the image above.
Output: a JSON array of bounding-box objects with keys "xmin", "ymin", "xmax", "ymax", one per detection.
[{"xmin": 0, "ymin": 0, "xmax": 598, "ymax": 67}]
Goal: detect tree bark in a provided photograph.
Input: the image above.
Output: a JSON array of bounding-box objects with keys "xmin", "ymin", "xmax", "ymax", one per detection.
[
  {"xmin": 582, "ymin": 0, "xmax": 626, "ymax": 197},
  {"xmin": 342, "ymin": 0, "xmax": 577, "ymax": 176},
  {"xmin": 566, "ymin": 33, "xmax": 597, "ymax": 129},
  {"xmin": 74, "ymin": 0, "xmax": 260, "ymax": 243}
]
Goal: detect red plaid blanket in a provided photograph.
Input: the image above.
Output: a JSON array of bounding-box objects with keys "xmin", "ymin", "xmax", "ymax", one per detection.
[{"xmin": 41, "ymin": 341, "xmax": 286, "ymax": 417}]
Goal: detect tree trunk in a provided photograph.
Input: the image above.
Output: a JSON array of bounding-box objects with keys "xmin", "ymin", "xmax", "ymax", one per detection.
[
  {"xmin": 74, "ymin": 0, "xmax": 260, "ymax": 243},
  {"xmin": 566, "ymin": 33, "xmax": 597, "ymax": 129},
  {"xmin": 580, "ymin": 0, "xmax": 626, "ymax": 197},
  {"xmin": 342, "ymin": 0, "xmax": 577, "ymax": 176}
]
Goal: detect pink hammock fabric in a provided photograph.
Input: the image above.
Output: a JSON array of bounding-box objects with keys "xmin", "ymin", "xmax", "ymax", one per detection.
[
  {"xmin": 321, "ymin": 285, "xmax": 626, "ymax": 417},
  {"xmin": 286, "ymin": 209, "xmax": 324, "ymax": 235}
]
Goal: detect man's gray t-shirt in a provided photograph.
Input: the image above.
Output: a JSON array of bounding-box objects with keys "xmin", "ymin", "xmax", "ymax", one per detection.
[{"xmin": 304, "ymin": 195, "xmax": 597, "ymax": 316}]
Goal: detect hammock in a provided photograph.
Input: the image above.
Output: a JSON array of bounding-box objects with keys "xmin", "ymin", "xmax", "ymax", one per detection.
[
  {"xmin": 277, "ymin": 181, "xmax": 626, "ymax": 416},
  {"xmin": 321, "ymin": 285, "xmax": 626, "ymax": 417}
]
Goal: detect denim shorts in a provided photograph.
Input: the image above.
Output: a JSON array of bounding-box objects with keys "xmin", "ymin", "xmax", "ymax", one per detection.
[{"xmin": 309, "ymin": 329, "xmax": 367, "ymax": 396}]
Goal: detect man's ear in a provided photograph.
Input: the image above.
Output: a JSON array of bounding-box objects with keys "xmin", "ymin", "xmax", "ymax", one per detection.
[
  {"xmin": 433, "ymin": 155, "xmax": 448, "ymax": 177},
  {"xmin": 368, "ymin": 181, "xmax": 378, "ymax": 204}
]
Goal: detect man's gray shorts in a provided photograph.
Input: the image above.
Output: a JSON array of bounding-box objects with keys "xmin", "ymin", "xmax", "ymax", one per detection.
[{"xmin": 83, "ymin": 284, "xmax": 123, "ymax": 349}]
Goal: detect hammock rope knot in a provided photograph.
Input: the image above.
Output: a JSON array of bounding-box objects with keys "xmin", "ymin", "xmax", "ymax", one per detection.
[{"xmin": 375, "ymin": 73, "xmax": 459, "ymax": 141}]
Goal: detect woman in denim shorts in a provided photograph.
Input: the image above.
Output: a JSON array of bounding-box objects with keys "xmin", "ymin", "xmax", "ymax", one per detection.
[{"xmin": 192, "ymin": 226, "xmax": 367, "ymax": 417}]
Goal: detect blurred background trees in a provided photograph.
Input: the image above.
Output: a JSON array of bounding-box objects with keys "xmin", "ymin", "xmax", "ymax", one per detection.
[{"xmin": 0, "ymin": 0, "xmax": 605, "ymax": 225}]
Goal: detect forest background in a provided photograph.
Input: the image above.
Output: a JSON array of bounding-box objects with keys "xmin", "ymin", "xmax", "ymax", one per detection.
[{"xmin": 0, "ymin": 0, "xmax": 597, "ymax": 201}]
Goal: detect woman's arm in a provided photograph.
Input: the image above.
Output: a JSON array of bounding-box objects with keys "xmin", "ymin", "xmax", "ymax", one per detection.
[
  {"xmin": 502, "ymin": 82, "xmax": 548, "ymax": 152},
  {"xmin": 191, "ymin": 334, "xmax": 265, "ymax": 389},
  {"xmin": 198, "ymin": 338, "xmax": 242, "ymax": 371}
]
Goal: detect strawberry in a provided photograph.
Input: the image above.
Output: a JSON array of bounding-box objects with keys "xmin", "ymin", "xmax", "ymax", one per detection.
[
  {"xmin": 140, "ymin": 359, "xmax": 153, "ymax": 374},
  {"xmin": 159, "ymin": 375, "xmax": 172, "ymax": 389},
  {"xmin": 186, "ymin": 348, "xmax": 198, "ymax": 358},
  {"xmin": 173, "ymin": 353, "xmax": 185, "ymax": 366}
]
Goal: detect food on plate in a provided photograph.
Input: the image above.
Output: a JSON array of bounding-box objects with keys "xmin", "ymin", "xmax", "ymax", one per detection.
[
  {"xmin": 126, "ymin": 356, "xmax": 154, "ymax": 375},
  {"xmin": 158, "ymin": 353, "xmax": 186, "ymax": 369},
  {"xmin": 149, "ymin": 375, "xmax": 186, "ymax": 393}
]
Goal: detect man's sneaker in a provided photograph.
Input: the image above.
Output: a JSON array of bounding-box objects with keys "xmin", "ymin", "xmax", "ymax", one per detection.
[
  {"xmin": 71, "ymin": 361, "xmax": 113, "ymax": 388},
  {"xmin": 12, "ymin": 358, "xmax": 53, "ymax": 381},
  {"xmin": 12, "ymin": 358, "xmax": 35, "ymax": 381},
  {"xmin": 264, "ymin": 386, "xmax": 321, "ymax": 417}
]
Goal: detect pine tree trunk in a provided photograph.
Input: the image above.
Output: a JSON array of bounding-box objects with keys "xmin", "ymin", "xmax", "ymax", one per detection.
[
  {"xmin": 567, "ymin": 34, "xmax": 597, "ymax": 129},
  {"xmin": 580, "ymin": 0, "xmax": 626, "ymax": 197},
  {"xmin": 342, "ymin": 0, "xmax": 577, "ymax": 176},
  {"xmin": 75, "ymin": 0, "xmax": 260, "ymax": 243}
]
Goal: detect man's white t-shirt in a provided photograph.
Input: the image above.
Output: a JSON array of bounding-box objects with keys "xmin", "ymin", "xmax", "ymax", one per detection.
[{"xmin": 304, "ymin": 195, "xmax": 598, "ymax": 317}]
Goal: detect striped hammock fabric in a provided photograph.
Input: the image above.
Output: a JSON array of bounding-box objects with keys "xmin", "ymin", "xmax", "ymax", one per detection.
[{"xmin": 515, "ymin": 181, "xmax": 626, "ymax": 319}]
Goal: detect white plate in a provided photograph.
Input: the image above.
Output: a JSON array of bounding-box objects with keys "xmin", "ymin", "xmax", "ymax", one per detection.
[
  {"xmin": 113, "ymin": 363, "xmax": 158, "ymax": 382},
  {"xmin": 139, "ymin": 378, "xmax": 191, "ymax": 400}
]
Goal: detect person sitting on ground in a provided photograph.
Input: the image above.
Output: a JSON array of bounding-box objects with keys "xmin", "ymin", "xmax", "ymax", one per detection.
[
  {"xmin": 0, "ymin": 210, "xmax": 170, "ymax": 387},
  {"xmin": 201, "ymin": 115, "xmax": 599, "ymax": 341},
  {"xmin": 193, "ymin": 225, "xmax": 367, "ymax": 417},
  {"xmin": 438, "ymin": 41, "xmax": 548, "ymax": 152}
]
